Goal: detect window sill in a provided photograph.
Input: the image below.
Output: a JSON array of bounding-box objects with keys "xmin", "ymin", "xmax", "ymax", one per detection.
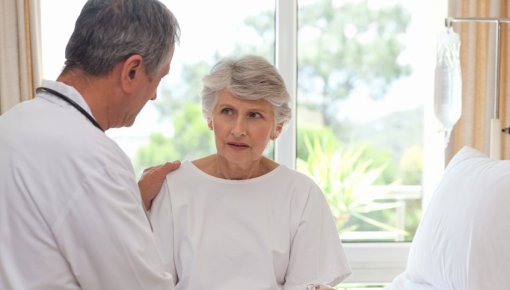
[{"xmin": 342, "ymin": 242, "xmax": 410, "ymax": 283}]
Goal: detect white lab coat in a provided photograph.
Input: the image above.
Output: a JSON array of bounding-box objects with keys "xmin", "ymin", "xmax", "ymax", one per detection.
[
  {"xmin": 150, "ymin": 161, "xmax": 351, "ymax": 290},
  {"xmin": 0, "ymin": 80, "xmax": 174, "ymax": 290}
]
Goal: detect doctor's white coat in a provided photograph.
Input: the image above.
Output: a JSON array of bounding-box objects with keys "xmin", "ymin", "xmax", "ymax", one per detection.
[{"xmin": 0, "ymin": 80, "xmax": 173, "ymax": 290}]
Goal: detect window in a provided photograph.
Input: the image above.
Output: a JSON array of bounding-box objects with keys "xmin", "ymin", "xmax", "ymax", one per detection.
[{"xmin": 41, "ymin": 0, "xmax": 446, "ymax": 286}]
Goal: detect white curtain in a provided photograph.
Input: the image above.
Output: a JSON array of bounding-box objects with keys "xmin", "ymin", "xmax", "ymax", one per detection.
[{"xmin": 0, "ymin": 0, "xmax": 42, "ymax": 114}]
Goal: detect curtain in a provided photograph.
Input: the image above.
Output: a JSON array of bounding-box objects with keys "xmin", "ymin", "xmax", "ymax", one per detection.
[
  {"xmin": 0, "ymin": 0, "xmax": 42, "ymax": 114},
  {"xmin": 446, "ymin": 0, "xmax": 510, "ymax": 161}
]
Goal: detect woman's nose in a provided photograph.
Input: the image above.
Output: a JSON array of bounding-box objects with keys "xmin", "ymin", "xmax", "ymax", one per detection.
[{"xmin": 230, "ymin": 118, "xmax": 247, "ymax": 137}]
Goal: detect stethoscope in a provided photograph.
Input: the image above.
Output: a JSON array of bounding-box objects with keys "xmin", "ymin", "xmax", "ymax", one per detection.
[{"xmin": 36, "ymin": 87, "xmax": 104, "ymax": 131}]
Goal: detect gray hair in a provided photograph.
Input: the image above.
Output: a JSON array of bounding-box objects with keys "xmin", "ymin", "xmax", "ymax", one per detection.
[
  {"xmin": 201, "ymin": 55, "xmax": 292, "ymax": 124},
  {"xmin": 63, "ymin": 0, "xmax": 180, "ymax": 78}
]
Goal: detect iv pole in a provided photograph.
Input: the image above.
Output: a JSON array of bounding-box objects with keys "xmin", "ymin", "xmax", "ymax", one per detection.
[{"xmin": 445, "ymin": 17, "xmax": 510, "ymax": 159}]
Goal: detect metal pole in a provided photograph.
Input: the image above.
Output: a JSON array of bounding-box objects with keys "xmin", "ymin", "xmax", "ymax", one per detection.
[{"xmin": 495, "ymin": 20, "xmax": 501, "ymax": 119}]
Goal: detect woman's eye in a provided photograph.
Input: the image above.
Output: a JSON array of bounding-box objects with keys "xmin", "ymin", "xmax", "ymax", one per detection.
[
  {"xmin": 221, "ymin": 108, "xmax": 233, "ymax": 115},
  {"xmin": 249, "ymin": 112, "xmax": 263, "ymax": 118}
]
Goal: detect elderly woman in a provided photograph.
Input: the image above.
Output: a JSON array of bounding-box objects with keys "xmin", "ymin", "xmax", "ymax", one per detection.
[{"xmin": 148, "ymin": 55, "xmax": 351, "ymax": 289}]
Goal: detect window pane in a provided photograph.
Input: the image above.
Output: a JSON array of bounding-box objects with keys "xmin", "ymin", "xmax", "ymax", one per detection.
[
  {"xmin": 297, "ymin": 0, "xmax": 434, "ymax": 242},
  {"xmin": 40, "ymin": 0, "xmax": 445, "ymax": 284},
  {"xmin": 41, "ymin": 1, "xmax": 86, "ymax": 80}
]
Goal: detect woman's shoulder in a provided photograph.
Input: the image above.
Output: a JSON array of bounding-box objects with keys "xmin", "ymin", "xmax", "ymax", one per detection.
[
  {"xmin": 269, "ymin": 166, "xmax": 324, "ymax": 202},
  {"xmin": 276, "ymin": 165, "xmax": 318, "ymax": 185},
  {"xmin": 164, "ymin": 157, "xmax": 221, "ymax": 182},
  {"xmin": 164, "ymin": 160, "xmax": 195, "ymax": 179}
]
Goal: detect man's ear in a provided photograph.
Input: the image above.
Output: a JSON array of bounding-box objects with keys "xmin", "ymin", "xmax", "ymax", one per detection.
[{"xmin": 120, "ymin": 54, "xmax": 144, "ymax": 92}]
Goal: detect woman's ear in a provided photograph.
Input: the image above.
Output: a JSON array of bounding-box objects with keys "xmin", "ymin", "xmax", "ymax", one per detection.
[
  {"xmin": 271, "ymin": 123, "xmax": 284, "ymax": 140},
  {"xmin": 208, "ymin": 120, "xmax": 213, "ymax": 130},
  {"xmin": 120, "ymin": 54, "xmax": 144, "ymax": 92}
]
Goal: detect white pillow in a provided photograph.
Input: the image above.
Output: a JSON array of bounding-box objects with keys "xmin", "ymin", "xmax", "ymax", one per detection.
[{"xmin": 392, "ymin": 146, "xmax": 510, "ymax": 290}]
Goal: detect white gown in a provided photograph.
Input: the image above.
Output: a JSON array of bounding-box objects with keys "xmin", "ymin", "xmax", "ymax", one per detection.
[
  {"xmin": 0, "ymin": 80, "xmax": 173, "ymax": 290},
  {"xmin": 150, "ymin": 161, "xmax": 351, "ymax": 290}
]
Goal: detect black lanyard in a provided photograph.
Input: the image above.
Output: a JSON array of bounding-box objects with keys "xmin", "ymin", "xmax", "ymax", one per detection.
[{"xmin": 36, "ymin": 87, "xmax": 103, "ymax": 131}]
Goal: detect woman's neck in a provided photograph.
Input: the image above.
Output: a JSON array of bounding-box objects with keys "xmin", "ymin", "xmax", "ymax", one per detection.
[{"xmin": 193, "ymin": 155, "xmax": 278, "ymax": 180}]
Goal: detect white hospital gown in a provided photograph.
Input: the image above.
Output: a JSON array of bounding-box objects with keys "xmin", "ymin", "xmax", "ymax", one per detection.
[{"xmin": 150, "ymin": 161, "xmax": 351, "ymax": 290}]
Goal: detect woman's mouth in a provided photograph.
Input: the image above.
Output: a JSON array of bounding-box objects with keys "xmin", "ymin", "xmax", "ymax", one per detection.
[{"xmin": 227, "ymin": 142, "xmax": 249, "ymax": 149}]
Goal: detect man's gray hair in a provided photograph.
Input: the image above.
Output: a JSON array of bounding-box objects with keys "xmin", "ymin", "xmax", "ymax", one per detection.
[
  {"xmin": 63, "ymin": 0, "xmax": 180, "ymax": 78},
  {"xmin": 201, "ymin": 55, "xmax": 292, "ymax": 124}
]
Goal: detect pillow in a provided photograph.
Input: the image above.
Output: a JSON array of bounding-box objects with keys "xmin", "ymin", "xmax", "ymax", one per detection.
[{"xmin": 390, "ymin": 146, "xmax": 510, "ymax": 290}]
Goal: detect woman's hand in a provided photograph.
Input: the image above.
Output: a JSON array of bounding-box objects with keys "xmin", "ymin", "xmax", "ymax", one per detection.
[{"xmin": 138, "ymin": 161, "xmax": 181, "ymax": 210}]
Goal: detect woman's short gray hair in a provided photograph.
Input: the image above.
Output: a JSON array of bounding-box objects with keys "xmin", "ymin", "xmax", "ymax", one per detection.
[
  {"xmin": 63, "ymin": 0, "xmax": 180, "ymax": 79},
  {"xmin": 201, "ymin": 55, "xmax": 292, "ymax": 124}
]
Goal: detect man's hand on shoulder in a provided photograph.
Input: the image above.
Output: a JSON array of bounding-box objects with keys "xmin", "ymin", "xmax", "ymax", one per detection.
[{"xmin": 138, "ymin": 161, "xmax": 181, "ymax": 210}]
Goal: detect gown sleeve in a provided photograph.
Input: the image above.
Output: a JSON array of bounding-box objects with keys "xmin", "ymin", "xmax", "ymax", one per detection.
[
  {"xmin": 149, "ymin": 178, "xmax": 178, "ymax": 284},
  {"xmin": 284, "ymin": 183, "xmax": 351, "ymax": 290}
]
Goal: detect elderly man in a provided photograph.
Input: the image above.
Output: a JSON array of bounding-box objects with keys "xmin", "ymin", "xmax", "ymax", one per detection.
[{"xmin": 0, "ymin": 0, "xmax": 181, "ymax": 289}]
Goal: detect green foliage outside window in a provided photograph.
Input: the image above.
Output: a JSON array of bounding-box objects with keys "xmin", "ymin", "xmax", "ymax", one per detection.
[
  {"xmin": 133, "ymin": 102, "xmax": 214, "ymax": 176},
  {"xmin": 297, "ymin": 127, "xmax": 415, "ymax": 240}
]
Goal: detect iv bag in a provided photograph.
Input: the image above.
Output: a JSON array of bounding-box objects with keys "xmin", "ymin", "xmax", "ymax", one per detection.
[{"xmin": 434, "ymin": 27, "xmax": 462, "ymax": 147}]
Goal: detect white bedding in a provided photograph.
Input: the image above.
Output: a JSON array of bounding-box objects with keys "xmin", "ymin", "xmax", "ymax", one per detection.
[{"xmin": 385, "ymin": 146, "xmax": 510, "ymax": 290}]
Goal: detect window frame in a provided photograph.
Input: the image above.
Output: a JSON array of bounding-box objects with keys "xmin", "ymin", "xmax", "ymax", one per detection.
[{"xmin": 40, "ymin": 0, "xmax": 444, "ymax": 284}]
